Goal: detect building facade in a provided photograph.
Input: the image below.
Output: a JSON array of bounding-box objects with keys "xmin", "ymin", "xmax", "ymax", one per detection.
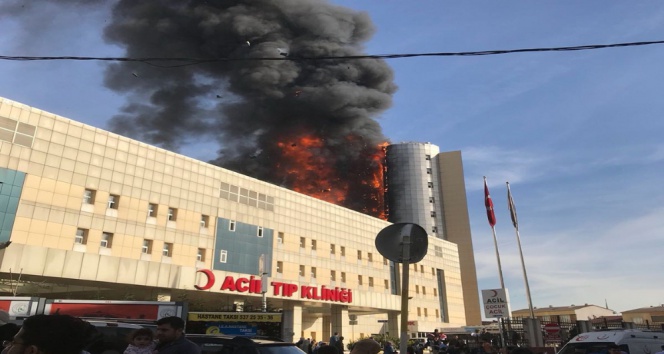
[
  {"xmin": 511, "ymin": 304, "xmax": 615, "ymax": 322},
  {"xmin": 386, "ymin": 143, "xmax": 481, "ymax": 326},
  {"xmin": 0, "ymin": 97, "xmax": 474, "ymax": 341},
  {"xmin": 621, "ymin": 305, "xmax": 664, "ymax": 325}
]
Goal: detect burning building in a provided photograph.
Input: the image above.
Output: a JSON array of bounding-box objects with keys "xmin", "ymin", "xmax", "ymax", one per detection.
[{"xmin": 0, "ymin": 97, "xmax": 473, "ymax": 339}]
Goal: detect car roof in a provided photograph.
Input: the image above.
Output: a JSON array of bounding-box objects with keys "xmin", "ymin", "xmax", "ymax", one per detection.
[
  {"xmin": 87, "ymin": 320, "xmax": 144, "ymax": 328},
  {"xmin": 186, "ymin": 334, "xmax": 290, "ymax": 345}
]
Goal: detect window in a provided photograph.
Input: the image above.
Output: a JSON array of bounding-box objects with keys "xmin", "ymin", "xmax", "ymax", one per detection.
[
  {"xmin": 330, "ymin": 244, "xmax": 336, "ymax": 254},
  {"xmin": 423, "ymin": 286, "xmax": 427, "ymax": 295},
  {"xmin": 435, "ymin": 309, "xmax": 440, "ymax": 318},
  {"xmin": 201, "ymin": 215, "xmax": 209, "ymax": 228},
  {"xmin": 416, "ymin": 285, "xmax": 420, "ymax": 294},
  {"xmin": 432, "ymin": 267, "xmax": 435, "ymax": 275},
  {"xmin": 148, "ymin": 203, "xmax": 158, "ymax": 217},
  {"xmin": 299, "ymin": 237, "xmax": 305, "ymax": 248},
  {"xmin": 142, "ymin": 239, "xmax": 152, "ymax": 254},
  {"xmin": 163, "ymin": 242, "xmax": 173, "ymax": 257},
  {"xmin": 357, "ymin": 250, "xmax": 362, "ymax": 260},
  {"xmin": 429, "ymin": 197, "xmax": 435, "ymax": 203},
  {"xmin": 100, "ymin": 232, "xmax": 113, "ymax": 248},
  {"xmin": 219, "ymin": 250, "xmax": 228, "ymax": 263},
  {"xmin": 383, "ymin": 257, "xmax": 388, "ymax": 265},
  {"xmin": 340, "ymin": 246, "xmax": 345, "ymax": 256},
  {"xmin": 167, "ymin": 207, "xmax": 177, "ymax": 221},
  {"xmin": 367, "ymin": 252, "xmax": 373, "ymax": 262},
  {"xmin": 433, "ymin": 288, "xmax": 438, "ymax": 296},
  {"xmin": 257, "ymin": 226, "xmax": 264, "ymax": 237},
  {"xmin": 435, "ymin": 246, "xmax": 443, "ymax": 257},
  {"xmin": 83, "ymin": 189, "xmax": 95, "ymax": 204},
  {"xmin": 197, "ymin": 248, "xmax": 206, "ymax": 262},
  {"xmin": 420, "ymin": 265, "xmax": 424, "ymax": 273},
  {"xmin": 229, "ymin": 220, "xmax": 236, "ymax": 231},
  {"xmin": 331, "ymin": 270, "xmax": 336, "ymax": 281},
  {"xmin": 311, "ymin": 240, "xmax": 317, "ymax": 250},
  {"xmin": 424, "ymin": 308, "xmax": 428, "ymax": 317},
  {"xmin": 358, "ymin": 275, "xmax": 363, "ymax": 285},
  {"xmin": 277, "ymin": 232, "xmax": 284, "ymax": 244},
  {"xmin": 107, "ymin": 195, "xmax": 119, "ymax": 209},
  {"xmin": 384, "ymin": 279, "xmax": 389, "ymax": 289},
  {"xmin": 430, "ymin": 211, "xmax": 436, "ymax": 217},
  {"xmin": 427, "ymin": 182, "xmax": 433, "ymax": 188},
  {"xmin": 432, "ymin": 226, "xmax": 438, "ymax": 233},
  {"xmin": 75, "ymin": 229, "xmax": 88, "ymax": 244},
  {"xmin": 341, "ymin": 272, "xmax": 346, "ymax": 283},
  {"xmin": 425, "ymin": 155, "xmax": 431, "ymax": 160},
  {"xmin": 276, "ymin": 261, "xmax": 283, "ymax": 273},
  {"xmin": 299, "ymin": 265, "xmax": 305, "ymax": 276},
  {"xmin": 369, "ymin": 277, "xmax": 374, "ymax": 287},
  {"xmin": 426, "ymin": 168, "xmax": 432, "ymax": 174},
  {"xmin": 311, "ymin": 267, "xmax": 317, "ymax": 278},
  {"xmin": 417, "ymin": 307, "xmax": 421, "ymax": 316}
]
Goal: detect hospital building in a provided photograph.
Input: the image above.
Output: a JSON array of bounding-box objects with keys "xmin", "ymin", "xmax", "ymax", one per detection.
[{"xmin": 0, "ymin": 97, "xmax": 480, "ymax": 341}]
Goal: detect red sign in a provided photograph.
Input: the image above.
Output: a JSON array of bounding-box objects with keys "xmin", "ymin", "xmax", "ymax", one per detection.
[
  {"xmin": 544, "ymin": 323, "xmax": 561, "ymax": 334},
  {"xmin": 194, "ymin": 270, "xmax": 353, "ymax": 303},
  {"xmin": 45, "ymin": 302, "xmax": 160, "ymax": 320}
]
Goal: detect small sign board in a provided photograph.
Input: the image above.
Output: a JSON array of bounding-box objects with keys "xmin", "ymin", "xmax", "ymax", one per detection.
[
  {"xmin": 377, "ymin": 319, "xmax": 389, "ymax": 323},
  {"xmin": 481, "ymin": 288, "xmax": 511, "ymax": 318}
]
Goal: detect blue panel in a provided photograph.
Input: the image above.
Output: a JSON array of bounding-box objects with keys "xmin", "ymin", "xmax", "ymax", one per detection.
[
  {"xmin": 214, "ymin": 217, "xmax": 274, "ymax": 276},
  {"xmin": 0, "ymin": 168, "xmax": 25, "ymax": 243},
  {"xmin": 0, "ymin": 195, "xmax": 8, "ymax": 212}
]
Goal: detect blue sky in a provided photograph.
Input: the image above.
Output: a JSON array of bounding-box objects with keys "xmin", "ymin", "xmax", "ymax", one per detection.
[{"xmin": 1, "ymin": 1, "xmax": 663, "ymax": 316}]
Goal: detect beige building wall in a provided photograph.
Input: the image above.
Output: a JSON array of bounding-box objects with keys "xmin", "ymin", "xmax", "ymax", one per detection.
[
  {"xmin": 435, "ymin": 151, "xmax": 482, "ymax": 325},
  {"xmin": 0, "ymin": 97, "xmax": 471, "ymax": 339}
]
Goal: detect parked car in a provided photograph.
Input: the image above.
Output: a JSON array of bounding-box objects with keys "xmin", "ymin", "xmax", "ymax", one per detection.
[
  {"xmin": 558, "ymin": 329, "xmax": 664, "ymax": 354},
  {"xmin": 186, "ymin": 334, "xmax": 305, "ymax": 354}
]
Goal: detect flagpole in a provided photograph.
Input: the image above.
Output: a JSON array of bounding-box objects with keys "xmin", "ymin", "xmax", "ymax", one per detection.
[
  {"xmin": 484, "ymin": 177, "xmax": 505, "ymax": 288},
  {"xmin": 484, "ymin": 177, "xmax": 507, "ymax": 349},
  {"xmin": 490, "ymin": 225, "xmax": 505, "ymax": 289},
  {"xmin": 507, "ymin": 182, "xmax": 535, "ymax": 319}
]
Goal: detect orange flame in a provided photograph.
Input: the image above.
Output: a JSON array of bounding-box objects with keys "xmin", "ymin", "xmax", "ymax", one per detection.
[{"xmin": 275, "ymin": 134, "xmax": 387, "ymax": 220}]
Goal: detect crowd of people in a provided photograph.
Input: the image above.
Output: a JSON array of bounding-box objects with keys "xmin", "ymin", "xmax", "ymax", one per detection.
[{"xmin": 0, "ymin": 311, "xmax": 201, "ymax": 354}]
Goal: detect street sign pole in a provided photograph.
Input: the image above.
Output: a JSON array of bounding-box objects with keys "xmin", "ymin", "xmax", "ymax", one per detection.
[{"xmin": 399, "ymin": 235, "xmax": 410, "ymax": 354}]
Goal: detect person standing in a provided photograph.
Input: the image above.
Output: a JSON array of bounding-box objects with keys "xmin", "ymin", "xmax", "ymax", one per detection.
[
  {"xmin": 384, "ymin": 342, "xmax": 396, "ymax": 354},
  {"xmin": 154, "ymin": 316, "xmax": 201, "ymax": 354},
  {"xmin": 330, "ymin": 332, "xmax": 340, "ymax": 348},
  {"xmin": 334, "ymin": 336, "xmax": 345, "ymax": 354}
]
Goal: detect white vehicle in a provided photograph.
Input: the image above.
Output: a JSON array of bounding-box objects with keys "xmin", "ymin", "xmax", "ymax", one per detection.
[{"xmin": 558, "ymin": 330, "xmax": 664, "ymax": 354}]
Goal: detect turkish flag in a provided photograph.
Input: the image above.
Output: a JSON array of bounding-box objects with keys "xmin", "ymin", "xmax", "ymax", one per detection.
[{"xmin": 484, "ymin": 177, "xmax": 497, "ymax": 227}]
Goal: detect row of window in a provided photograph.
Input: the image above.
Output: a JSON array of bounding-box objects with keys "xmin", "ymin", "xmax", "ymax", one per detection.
[
  {"xmin": 226, "ymin": 220, "xmax": 265, "ymax": 238},
  {"xmin": 74, "ymin": 228, "xmax": 208, "ymax": 261},
  {"xmin": 83, "ymin": 189, "xmax": 211, "ymax": 227},
  {"xmin": 219, "ymin": 182, "xmax": 275, "ymax": 211}
]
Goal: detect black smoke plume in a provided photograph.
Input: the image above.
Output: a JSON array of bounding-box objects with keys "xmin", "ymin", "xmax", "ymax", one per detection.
[{"xmin": 28, "ymin": 0, "xmax": 396, "ymax": 216}]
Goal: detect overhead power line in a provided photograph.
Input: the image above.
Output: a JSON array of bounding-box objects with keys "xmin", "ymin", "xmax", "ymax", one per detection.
[{"xmin": 1, "ymin": 39, "xmax": 663, "ymax": 68}]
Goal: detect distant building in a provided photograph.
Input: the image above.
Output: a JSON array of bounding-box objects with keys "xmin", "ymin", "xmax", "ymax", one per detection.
[
  {"xmin": 511, "ymin": 304, "xmax": 615, "ymax": 322},
  {"xmin": 621, "ymin": 305, "xmax": 664, "ymax": 325},
  {"xmin": 385, "ymin": 143, "xmax": 481, "ymax": 326}
]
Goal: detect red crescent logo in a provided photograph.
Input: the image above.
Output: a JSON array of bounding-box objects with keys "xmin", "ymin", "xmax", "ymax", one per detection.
[
  {"xmin": 195, "ymin": 269, "xmax": 215, "ymax": 290},
  {"xmin": 491, "ymin": 290, "xmax": 498, "ymax": 297}
]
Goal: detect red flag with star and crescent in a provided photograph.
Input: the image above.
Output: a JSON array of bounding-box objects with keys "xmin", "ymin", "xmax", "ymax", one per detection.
[{"xmin": 484, "ymin": 177, "xmax": 497, "ymax": 227}]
